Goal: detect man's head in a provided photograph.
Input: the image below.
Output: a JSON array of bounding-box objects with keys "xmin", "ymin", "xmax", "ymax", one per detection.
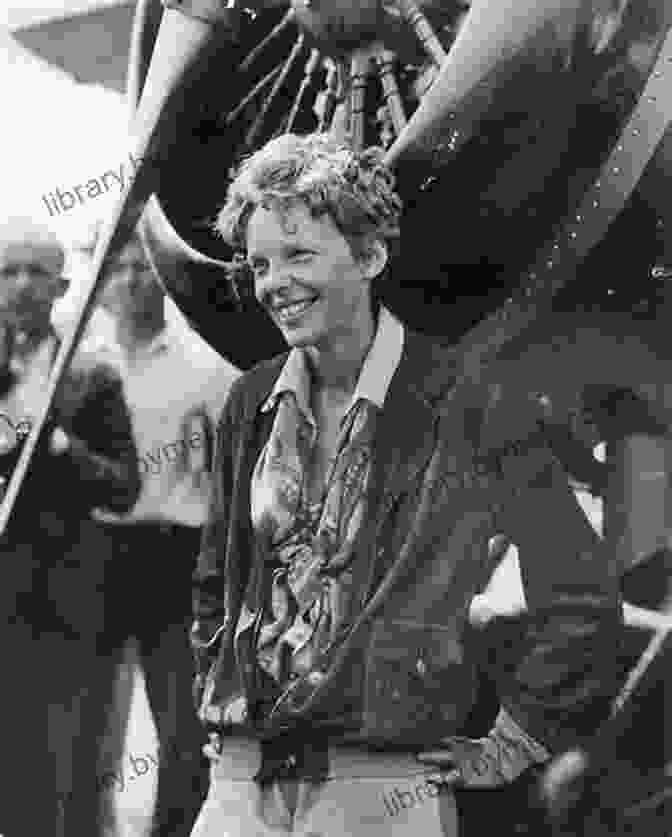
[
  {"xmin": 97, "ymin": 226, "xmax": 164, "ymax": 331},
  {"xmin": 0, "ymin": 217, "xmax": 67, "ymax": 338},
  {"xmin": 213, "ymin": 133, "xmax": 402, "ymax": 350}
]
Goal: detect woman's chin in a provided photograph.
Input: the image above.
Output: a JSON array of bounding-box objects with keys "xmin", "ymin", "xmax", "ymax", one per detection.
[
  {"xmin": 282, "ymin": 329, "xmax": 318, "ymax": 348},
  {"xmin": 277, "ymin": 318, "xmax": 322, "ymax": 348}
]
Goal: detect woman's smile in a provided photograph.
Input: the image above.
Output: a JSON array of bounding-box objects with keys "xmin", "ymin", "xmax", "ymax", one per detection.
[
  {"xmin": 247, "ymin": 203, "xmax": 379, "ymax": 350},
  {"xmin": 271, "ymin": 295, "xmax": 320, "ymax": 325}
]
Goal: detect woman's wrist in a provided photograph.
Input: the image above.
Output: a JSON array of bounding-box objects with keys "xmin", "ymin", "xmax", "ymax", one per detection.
[{"xmin": 490, "ymin": 706, "xmax": 552, "ymax": 766}]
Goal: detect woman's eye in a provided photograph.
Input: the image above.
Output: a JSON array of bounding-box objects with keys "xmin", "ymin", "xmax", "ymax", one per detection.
[{"xmin": 290, "ymin": 251, "xmax": 313, "ymax": 263}]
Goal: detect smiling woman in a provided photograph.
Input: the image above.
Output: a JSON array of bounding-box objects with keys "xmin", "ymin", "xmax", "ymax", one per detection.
[
  {"xmin": 176, "ymin": 130, "xmax": 625, "ymax": 837},
  {"xmin": 244, "ymin": 205, "xmax": 385, "ymax": 354},
  {"xmin": 213, "ymin": 134, "xmax": 399, "ymax": 366}
]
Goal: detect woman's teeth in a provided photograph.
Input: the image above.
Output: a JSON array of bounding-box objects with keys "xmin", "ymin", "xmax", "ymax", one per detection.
[{"xmin": 276, "ymin": 298, "xmax": 316, "ymax": 321}]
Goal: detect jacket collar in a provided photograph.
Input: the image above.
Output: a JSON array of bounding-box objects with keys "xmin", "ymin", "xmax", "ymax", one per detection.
[
  {"xmin": 241, "ymin": 327, "xmax": 459, "ymax": 506},
  {"xmin": 259, "ymin": 307, "xmax": 405, "ymax": 426},
  {"xmin": 373, "ymin": 330, "xmax": 458, "ymax": 505},
  {"xmin": 242, "ymin": 328, "xmax": 457, "ymax": 416}
]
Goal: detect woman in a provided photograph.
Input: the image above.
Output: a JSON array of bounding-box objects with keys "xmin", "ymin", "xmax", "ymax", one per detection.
[{"xmin": 189, "ymin": 133, "xmax": 621, "ymax": 837}]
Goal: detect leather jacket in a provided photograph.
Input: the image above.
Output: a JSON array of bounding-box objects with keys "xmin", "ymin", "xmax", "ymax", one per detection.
[{"xmin": 192, "ymin": 330, "xmax": 621, "ymax": 754}]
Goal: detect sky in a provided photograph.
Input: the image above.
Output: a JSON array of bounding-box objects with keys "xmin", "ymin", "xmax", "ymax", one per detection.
[
  {"xmin": 0, "ymin": 13, "xmax": 133, "ymax": 276},
  {"xmin": 0, "ymin": 0, "xmax": 125, "ymax": 31},
  {"xmin": 0, "ymin": 3, "xmax": 199, "ymax": 338}
]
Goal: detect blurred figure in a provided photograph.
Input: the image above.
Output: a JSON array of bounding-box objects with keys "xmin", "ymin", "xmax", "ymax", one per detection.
[
  {"xmin": 0, "ymin": 217, "xmax": 141, "ymax": 837},
  {"xmin": 0, "ymin": 218, "xmax": 66, "ymax": 349},
  {"xmin": 0, "ymin": 218, "xmax": 67, "ymax": 433},
  {"xmin": 71, "ymin": 225, "xmax": 240, "ymax": 837}
]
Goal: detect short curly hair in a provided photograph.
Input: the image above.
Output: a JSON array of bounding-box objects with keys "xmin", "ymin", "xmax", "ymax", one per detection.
[{"xmin": 213, "ymin": 133, "xmax": 403, "ymax": 259}]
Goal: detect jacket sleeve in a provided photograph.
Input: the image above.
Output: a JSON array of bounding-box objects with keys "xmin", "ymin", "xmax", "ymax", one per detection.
[
  {"xmin": 493, "ymin": 429, "xmax": 623, "ymax": 755},
  {"xmin": 58, "ymin": 364, "xmax": 141, "ymax": 513},
  {"xmin": 190, "ymin": 380, "xmax": 239, "ymax": 704}
]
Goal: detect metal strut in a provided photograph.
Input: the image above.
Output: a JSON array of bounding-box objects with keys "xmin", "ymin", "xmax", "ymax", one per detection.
[
  {"xmin": 395, "ymin": 0, "xmax": 447, "ymax": 68},
  {"xmin": 287, "ymin": 48, "xmax": 321, "ymax": 133},
  {"xmin": 377, "ymin": 48, "xmax": 407, "ymax": 137},
  {"xmin": 244, "ymin": 33, "xmax": 306, "ymax": 150}
]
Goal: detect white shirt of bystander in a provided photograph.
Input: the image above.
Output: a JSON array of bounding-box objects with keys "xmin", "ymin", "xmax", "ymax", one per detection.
[{"xmin": 96, "ymin": 303, "xmax": 240, "ymax": 527}]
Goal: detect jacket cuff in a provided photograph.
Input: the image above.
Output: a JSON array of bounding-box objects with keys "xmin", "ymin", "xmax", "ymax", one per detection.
[
  {"xmin": 499, "ymin": 698, "xmax": 583, "ymax": 756},
  {"xmin": 492, "ymin": 706, "xmax": 551, "ymax": 764}
]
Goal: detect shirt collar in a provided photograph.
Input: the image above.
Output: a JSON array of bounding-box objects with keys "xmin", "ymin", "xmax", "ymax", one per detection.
[{"xmin": 261, "ymin": 306, "xmax": 405, "ymax": 422}]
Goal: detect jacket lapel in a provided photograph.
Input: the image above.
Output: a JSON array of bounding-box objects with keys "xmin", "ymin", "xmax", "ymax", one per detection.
[
  {"xmin": 238, "ymin": 333, "xmax": 461, "ymax": 532},
  {"xmin": 372, "ymin": 331, "xmax": 457, "ymax": 513}
]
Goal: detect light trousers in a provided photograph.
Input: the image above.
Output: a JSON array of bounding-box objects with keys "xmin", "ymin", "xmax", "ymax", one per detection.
[{"xmin": 190, "ymin": 737, "xmax": 459, "ymax": 837}]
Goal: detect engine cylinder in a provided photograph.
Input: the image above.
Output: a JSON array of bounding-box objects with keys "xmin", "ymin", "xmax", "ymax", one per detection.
[{"xmin": 290, "ymin": 0, "xmax": 383, "ymax": 54}]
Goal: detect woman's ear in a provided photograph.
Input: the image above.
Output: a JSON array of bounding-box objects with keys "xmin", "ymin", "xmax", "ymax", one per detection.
[{"xmin": 359, "ymin": 237, "xmax": 388, "ymax": 280}]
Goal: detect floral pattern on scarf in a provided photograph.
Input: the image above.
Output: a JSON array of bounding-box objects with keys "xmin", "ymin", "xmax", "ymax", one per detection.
[{"xmin": 250, "ymin": 388, "xmax": 378, "ymax": 688}]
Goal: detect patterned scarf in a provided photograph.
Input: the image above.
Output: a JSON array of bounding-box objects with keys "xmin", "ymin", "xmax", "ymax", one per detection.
[{"xmin": 250, "ymin": 389, "xmax": 377, "ymax": 685}]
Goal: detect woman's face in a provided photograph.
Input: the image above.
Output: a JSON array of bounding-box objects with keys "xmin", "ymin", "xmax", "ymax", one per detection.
[{"xmin": 246, "ymin": 202, "xmax": 380, "ymax": 351}]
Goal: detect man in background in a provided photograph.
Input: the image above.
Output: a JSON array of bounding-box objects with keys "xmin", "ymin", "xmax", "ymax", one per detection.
[
  {"xmin": 0, "ymin": 217, "xmax": 67, "ymax": 415},
  {"xmin": 75, "ymin": 224, "xmax": 240, "ymax": 837},
  {"xmin": 0, "ymin": 216, "xmax": 140, "ymax": 837}
]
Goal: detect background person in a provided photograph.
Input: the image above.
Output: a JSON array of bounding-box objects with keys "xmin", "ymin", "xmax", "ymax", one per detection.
[
  {"xmin": 187, "ymin": 133, "xmax": 621, "ymax": 837},
  {"xmin": 0, "ymin": 216, "xmax": 141, "ymax": 837},
  {"xmin": 60, "ymin": 224, "xmax": 241, "ymax": 837}
]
